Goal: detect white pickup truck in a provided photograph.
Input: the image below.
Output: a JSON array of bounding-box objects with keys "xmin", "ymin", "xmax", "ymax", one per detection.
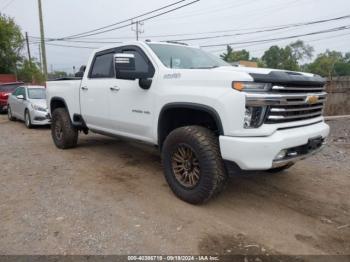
[{"xmin": 46, "ymin": 41, "xmax": 329, "ymax": 204}]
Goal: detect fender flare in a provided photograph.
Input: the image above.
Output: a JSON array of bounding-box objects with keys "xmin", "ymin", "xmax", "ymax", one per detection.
[{"xmin": 157, "ymin": 102, "xmax": 224, "ymax": 145}]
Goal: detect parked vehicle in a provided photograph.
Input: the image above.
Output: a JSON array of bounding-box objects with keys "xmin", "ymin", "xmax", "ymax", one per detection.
[
  {"xmin": 7, "ymin": 85, "xmax": 50, "ymax": 128},
  {"xmin": 46, "ymin": 41, "xmax": 329, "ymax": 204},
  {"xmin": 0, "ymin": 82, "xmax": 24, "ymax": 113}
]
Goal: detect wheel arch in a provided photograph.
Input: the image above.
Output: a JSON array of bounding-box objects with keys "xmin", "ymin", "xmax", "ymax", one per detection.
[{"xmin": 157, "ymin": 102, "xmax": 224, "ymax": 148}]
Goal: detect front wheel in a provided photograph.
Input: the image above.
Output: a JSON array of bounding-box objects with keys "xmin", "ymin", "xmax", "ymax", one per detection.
[
  {"xmin": 7, "ymin": 106, "xmax": 15, "ymax": 121},
  {"xmin": 51, "ymin": 108, "xmax": 78, "ymax": 149},
  {"xmin": 24, "ymin": 110, "xmax": 32, "ymax": 128},
  {"xmin": 162, "ymin": 126, "xmax": 228, "ymax": 204}
]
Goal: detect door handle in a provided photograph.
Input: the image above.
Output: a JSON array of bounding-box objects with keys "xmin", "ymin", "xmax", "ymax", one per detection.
[
  {"xmin": 81, "ymin": 86, "xmax": 88, "ymax": 91},
  {"xmin": 110, "ymin": 86, "xmax": 120, "ymax": 92}
]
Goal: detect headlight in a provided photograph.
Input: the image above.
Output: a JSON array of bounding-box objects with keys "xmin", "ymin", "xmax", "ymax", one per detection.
[
  {"xmin": 232, "ymin": 82, "xmax": 271, "ymax": 92},
  {"xmin": 31, "ymin": 104, "xmax": 47, "ymax": 112},
  {"xmin": 244, "ymin": 106, "xmax": 268, "ymax": 128}
]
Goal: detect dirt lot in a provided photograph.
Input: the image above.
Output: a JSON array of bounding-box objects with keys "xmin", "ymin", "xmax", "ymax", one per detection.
[{"xmin": 0, "ymin": 114, "xmax": 349, "ymax": 257}]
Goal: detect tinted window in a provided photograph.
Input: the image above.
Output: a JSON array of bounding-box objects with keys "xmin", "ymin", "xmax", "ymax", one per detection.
[
  {"xmin": 90, "ymin": 53, "xmax": 114, "ymax": 78},
  {"xmin": 122, "ymin": 50, "xmax": 149, "ymax": 74},
  {"xmin": 0, "ymin": 84, "xmax": 22, "ymax": 93},
  {"xmin": 28, "ymin": 88, "xmax": 46, "ymax": 99},
  {"xmin": 12, "ymin": 87, "xmax": 21, "ymax": 96}
]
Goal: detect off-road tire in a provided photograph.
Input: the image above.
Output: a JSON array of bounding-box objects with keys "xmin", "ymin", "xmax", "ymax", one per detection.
[
  {"xmin": 266, "ymin": 163, "xmax": 294, "ymax": 173},
  {"xmin": 24, "ymin": 110, "xmax": 32, "ymax": 128},
  {"xmin": 162, "ymin": 126, "xmax": 228, "ymax": 204},
  {"xmin": 51, "ymin": 108, "xmax": 78, "ymax": 149},
  {"xmin": 7, "ymin": 106, "xmax": 15, "ymax": 121}
]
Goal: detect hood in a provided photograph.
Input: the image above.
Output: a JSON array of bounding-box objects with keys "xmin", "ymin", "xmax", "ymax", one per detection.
[
  {"xmin": 212, "ymin": 66, "xmax": 325, "ymax": 86},
  {"xmin": 29, "ymin": 99, "xmax": 48, "ymax": 109}
]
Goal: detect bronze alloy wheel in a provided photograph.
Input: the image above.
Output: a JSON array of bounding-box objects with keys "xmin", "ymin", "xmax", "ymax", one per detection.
[{"xmin": 171, "ymin": 144, "xmax": 200, "ymax": 188}]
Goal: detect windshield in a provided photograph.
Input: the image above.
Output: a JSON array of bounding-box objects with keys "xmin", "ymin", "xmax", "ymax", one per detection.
[
  {"xmin": 28, "ymin": 88, "xmax": 46, "ymax": 99},
  {"xmin": 148, "ymin": 43, "xmax": 230, "ymax": 69}
]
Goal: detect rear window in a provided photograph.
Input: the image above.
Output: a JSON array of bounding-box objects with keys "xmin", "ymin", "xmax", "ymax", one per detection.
[{"xmin": 0, "ymin": 84, "xmax": 22, "ymax": 93}]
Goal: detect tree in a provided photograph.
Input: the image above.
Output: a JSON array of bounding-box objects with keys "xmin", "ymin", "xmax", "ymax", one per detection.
[
  {"xmin": 289, "ymin": 40, "xmax": 314, "ymax": 62},
  {"xmin": 261, "ymin": 45, "xmax": 299, "ymax": 71},
  {"xmin": 0, "ymin": 13, "xmax": 24, "ymax": 74},
  {"xmin": 17, "ymin": 59, "xmax": 45, "ymax": 84},
  {"xmin": 220, "ymin": 45, "xmax": 250, "ymax": 63},
  {"xmin": 305, "ymin": 50, "xmax": 344, "ymax": 78}
]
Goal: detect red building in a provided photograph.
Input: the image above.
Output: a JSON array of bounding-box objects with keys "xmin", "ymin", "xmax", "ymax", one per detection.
[{"xmin": 0, "ymin": 74, "xmax": 17, "ymax": 84}]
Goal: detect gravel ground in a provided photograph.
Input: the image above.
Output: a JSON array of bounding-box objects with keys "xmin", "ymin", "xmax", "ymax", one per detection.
[{"xmin": 0, "ymin": 114, "xmax": 349, "ymax": 258}]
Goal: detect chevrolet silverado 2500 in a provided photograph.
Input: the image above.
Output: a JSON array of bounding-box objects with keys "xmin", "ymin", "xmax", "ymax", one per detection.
[{"xmin": 46, "ymin": 41, "xmax": 329, "ymax": 204}]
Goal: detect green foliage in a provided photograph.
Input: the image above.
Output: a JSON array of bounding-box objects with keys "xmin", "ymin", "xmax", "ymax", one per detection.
[
  {"xmin": 289, "ymin": 40, "xmax": 314, "ymax": 61},
  {"xmin": 0, "ymin": 13, "xmax": 24, "ymax": 74},
  {"xmin": 17, "ymin": 60, "xmax": 45, "ymax": 84},
  {"xmin": 305, "ymin": 50, "xmax": 345, "ymax": 78},
  {"xmin": 220, "ymin": 45, "xmax": 250, "ymax": 62},
  {"xmin": 261, "ymin": 45, "xmax": 299, "ymax": 71}
]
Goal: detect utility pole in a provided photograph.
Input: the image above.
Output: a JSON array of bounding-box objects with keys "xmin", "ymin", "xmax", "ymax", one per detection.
[
  {"xmin": 38, "ymin": 43, "xmax": 42, "ymax": 73},
  {"xmin": 38, "ymin": 0, "xmax": 48, "ymax": 79},
  {"xmin": 132, "ymin": 21, "xmax": 144, "ymax": 41},
  {"xmin": 25, "ymin": 32, "xmax": 32, "ymax": 62}
]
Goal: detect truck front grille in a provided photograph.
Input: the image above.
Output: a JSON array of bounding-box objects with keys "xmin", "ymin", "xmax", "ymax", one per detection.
[{"xmin": 245, "ymin": 86, "xmax": 327, "ymax": 125}]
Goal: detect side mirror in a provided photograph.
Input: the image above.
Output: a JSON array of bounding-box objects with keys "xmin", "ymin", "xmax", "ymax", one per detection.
[
  {"xmin": 16, "ymin": 95, "xmax": 24, "ymax": 100},
  {"xmin": 114, "ymin": 53, "xmax": 136, "ymax": 80},
  {"xmin": 139, "ymin": 78, "xmax": 153, "ymax": 90}
]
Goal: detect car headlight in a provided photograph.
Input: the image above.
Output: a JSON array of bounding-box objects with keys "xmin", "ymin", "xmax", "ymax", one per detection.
[
  {"xmin": 232, "ymin": 82, "xmax": 271, "ymax": 92},
  {"xmin": 31, "ymin": 104, "xmax": 47, "ymax": 112},
  {"xmin": 244, "ymin": 106, "xmax": 268, "ymax": 128}
]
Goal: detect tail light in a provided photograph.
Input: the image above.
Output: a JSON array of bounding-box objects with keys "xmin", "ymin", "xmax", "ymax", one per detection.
[{"xmin": 0, "ymin": 92, "xmax": 10, "ymax": 99}]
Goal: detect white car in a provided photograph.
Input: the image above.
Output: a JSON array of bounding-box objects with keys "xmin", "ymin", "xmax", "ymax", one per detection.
[
  {"xmin": 7, "ymin": 85, "xmax": 50, "ymax": 128},
  {"xmin": 46, "ymin": 41, "xmax": 329, "ymax": 204}
]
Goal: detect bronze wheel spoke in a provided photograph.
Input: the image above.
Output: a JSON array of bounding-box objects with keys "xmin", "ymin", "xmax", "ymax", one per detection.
[{"xmin": 171, "ymin": 144, "xmax": 200, "ymax": 188}]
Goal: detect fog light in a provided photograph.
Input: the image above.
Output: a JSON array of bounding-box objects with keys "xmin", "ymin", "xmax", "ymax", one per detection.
[{"xmin": 275, "ymin": 149, "xmax": 287, "ymax": 160}]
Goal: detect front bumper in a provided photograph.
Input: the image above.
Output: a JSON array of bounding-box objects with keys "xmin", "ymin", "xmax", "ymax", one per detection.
[
  {"xmin": 219, "ymin": 121, "xmax": 329, "ymax": 170},
  {"xmin": 30, "ymin": 109, "xmax": 51, "ymax": 125}
]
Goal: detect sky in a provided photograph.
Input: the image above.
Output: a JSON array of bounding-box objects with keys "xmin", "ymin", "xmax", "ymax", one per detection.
[{"xmin": 2, "ymin": 0, "xmax": 350, "ymax": 74}]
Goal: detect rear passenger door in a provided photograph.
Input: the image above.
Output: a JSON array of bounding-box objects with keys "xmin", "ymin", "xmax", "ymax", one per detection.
[{"xmin": 80, "ymin": 51, "xmax": 115, "ymax": 130}]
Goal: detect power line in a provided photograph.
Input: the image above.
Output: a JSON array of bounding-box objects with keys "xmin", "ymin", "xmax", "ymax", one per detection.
[
  {"xmin": 209, "ymin": 30, "xmax": 350, "ymax": 55},
  {"xmin": 166, "ymin": 14, "xmax": 350, "ymax": 42},
  {"xmin": 1, "ymin": 0, "xmax": 15, "ymax": 10},
  {"xmin": 200, "ymin": 25, "xmax": 350, "ymax": 48},
  {"xmin": 49, "ymin": 0, "xmax": 199, "ymax": 41},
  {"xmin": 61, "ymin": 0, "xmax": 200, "ymax": 40},
  {"xmin": 28, "ymin": 13, "xmax": 350, "ymax": 44},
  {"xmin": 61, "ymin": 0, "xmax": 188, "ymax": 40}
]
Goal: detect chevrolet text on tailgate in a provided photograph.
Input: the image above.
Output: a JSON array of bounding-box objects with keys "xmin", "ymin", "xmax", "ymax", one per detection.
[{"xmin": 46, "ymin": 41, "xmax": 329, "ymax": 204}]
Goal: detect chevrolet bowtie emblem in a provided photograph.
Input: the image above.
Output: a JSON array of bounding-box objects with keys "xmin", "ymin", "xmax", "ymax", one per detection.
[{"xmin": 306, "ymin": 95, "xmax": 319, "ymax": 105}]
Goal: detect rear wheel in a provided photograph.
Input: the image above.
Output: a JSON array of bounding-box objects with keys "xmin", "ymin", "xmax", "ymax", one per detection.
[
  {"xmin": 24, "ymin": 110, "xmax": 32, "ymax": 128},
  {"xmin": 51, "ymin": 108, "xmax": 78, "ymax": 149},
  {"xmin": 162, "ymin": 126, "xmax": 228, "ymax": 204},
  {"xmin": 7, "ymin": 106, "xmax": 15, "ymax": 121}
]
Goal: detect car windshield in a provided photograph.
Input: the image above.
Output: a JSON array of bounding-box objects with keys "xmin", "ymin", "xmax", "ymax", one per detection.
[
  {"xmin": 28, "ymin": 88, "xmax": 46, "ymax": 99},
  {"xmin": 148, "ymin": 43, "xmax": 230, "ymax": 69},
  {"xmin": 0, "ymin": 84, "xmax": 21, "ymax": 93}
]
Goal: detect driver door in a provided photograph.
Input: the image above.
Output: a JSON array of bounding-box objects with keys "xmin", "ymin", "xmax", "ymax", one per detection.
[{"xmin": 109, "ymin": 46, "xmax": 156, "ymax": 142}]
